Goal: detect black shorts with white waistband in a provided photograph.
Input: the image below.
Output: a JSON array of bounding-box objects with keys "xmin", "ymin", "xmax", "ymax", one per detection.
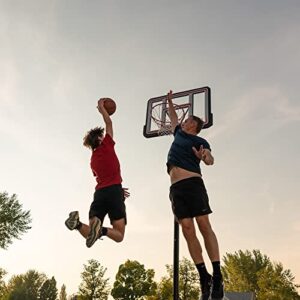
[
  {"xmin": 89, "ymin": 184, "xmax": 127, "ymax": 224},
  {"xmin": 169, "ymin": 177, "xmax": 212, "ymax": 220}
]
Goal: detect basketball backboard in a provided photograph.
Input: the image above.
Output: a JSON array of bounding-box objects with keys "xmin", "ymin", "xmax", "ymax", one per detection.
[{"xmin": 143, "ymin": 87, "xmax": 213, "ymax": 138}]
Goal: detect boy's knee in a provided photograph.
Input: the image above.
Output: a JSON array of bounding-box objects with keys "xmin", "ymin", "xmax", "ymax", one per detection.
[
  {"xmin": 199, "ymin": 222, "xmax": 214, "ymax": 237},
  {"xmin": 116, "ymin": 234, "xmax": 124, "ymax": 243},
  {"xmin": 181, "ymin": 224, "xmax": 196, "ymax": 238}
]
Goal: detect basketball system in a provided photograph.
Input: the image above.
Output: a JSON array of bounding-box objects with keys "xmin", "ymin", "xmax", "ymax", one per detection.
[{"xmin": 143, "ymin": 87, "xmax": 255, "ymax": 300}]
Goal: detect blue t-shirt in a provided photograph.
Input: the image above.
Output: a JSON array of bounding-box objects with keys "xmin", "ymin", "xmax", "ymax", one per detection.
[{"xmin": 167, "ymin": 125, "xmax": 211, "ymax": 175}]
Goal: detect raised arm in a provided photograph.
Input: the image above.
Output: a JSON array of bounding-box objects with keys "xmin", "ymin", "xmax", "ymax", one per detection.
[
  {"xmin": 97, "ymin": 98, "xmax": 113, "ymax": 138},
  {"xmin": 166, "ymin": 90, "xmax": 179, "ymax": 132}
]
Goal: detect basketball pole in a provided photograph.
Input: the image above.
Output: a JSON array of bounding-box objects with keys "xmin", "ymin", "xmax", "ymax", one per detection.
[{"xmin": 173, "ymin": 218, "xmax": 179, "ymax": 300}]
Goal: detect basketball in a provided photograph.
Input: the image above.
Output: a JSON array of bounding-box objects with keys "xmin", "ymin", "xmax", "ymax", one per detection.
[{"xmin": 100, "ymin": 98, "xmax": 116, "ymax": 115}]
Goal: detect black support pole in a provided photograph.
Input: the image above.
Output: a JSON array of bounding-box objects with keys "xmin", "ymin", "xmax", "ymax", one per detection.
[{"xmin": 173, "ymin": 218, "xmax": 179, "ymax": 300}]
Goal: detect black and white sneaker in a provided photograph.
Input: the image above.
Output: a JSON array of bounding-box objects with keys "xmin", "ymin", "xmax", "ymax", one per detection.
[
  {"xmin": 65, "ymin": 211, "xmax": 80, "ymax": 230},
  {"xmin": 211, "ymin": 276, "xmax": 224, "ymax": 299},
  {"xmin": 200, "ymin": 274, "xmax": 212, "ymax": 300},
  {"xmin": 86, "ymin": 217, "xmax": 102, "ymax": 248}
]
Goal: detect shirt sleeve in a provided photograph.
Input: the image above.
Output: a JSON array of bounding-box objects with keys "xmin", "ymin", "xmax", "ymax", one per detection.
[
  {"xmin": 202, "ymin": 140, "xmax": 211, "ymax": 151},
  {"xmin": 195, "ymin": 138, "xmax": 211, "ymax": 151},
  {"xmin": 103, "ymin": 133, "xmax": 115, "ymax": 146},
  {"xmin": 173, "ymin": 125, "xmax": 181, "ymax": 136}
]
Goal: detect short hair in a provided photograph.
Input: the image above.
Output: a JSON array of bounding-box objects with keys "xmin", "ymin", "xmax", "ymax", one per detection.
[
  {"xmin": 191, "ymin": 116, "xmax": 204, "ymax": 133},
  {"xmin": 83, "ymin": 127, "xmax": 105, "ymax": 150}
]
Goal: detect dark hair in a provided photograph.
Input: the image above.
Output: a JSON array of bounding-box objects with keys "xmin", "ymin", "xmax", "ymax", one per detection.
[
  {"xmin": 83, "ymin": 127, "xmax": 105, "ymax": 150},
  {"xmin": 191, "ymin": 116, "xmax": 204, "ymax": 133}
]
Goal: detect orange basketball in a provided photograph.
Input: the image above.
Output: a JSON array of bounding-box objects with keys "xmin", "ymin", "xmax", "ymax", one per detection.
[{"xmin": 102, "ymin": 98, "xmax": 116, "ymax": 115}]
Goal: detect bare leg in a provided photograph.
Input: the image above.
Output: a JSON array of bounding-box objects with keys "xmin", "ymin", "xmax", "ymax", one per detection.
[
  {"xmin": 180, "ymin": 218, "xmax": 205, "ymax": 264},
  {"xmin": 77, "ymin": 216, "xmax": 98, "ymax": 239},
  {"xmin": 78, "ymin": 223, "xmax": 89, "ymax": 238},
  {"xmin": 106, "ymin": 218, "xmax": 126, "ymax": 242},
  {"xmin": 195, "ymin": 214, "xmax": 220, "ymax": 262}
]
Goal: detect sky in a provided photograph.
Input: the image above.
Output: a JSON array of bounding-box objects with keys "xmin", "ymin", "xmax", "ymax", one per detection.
[{"xmin": 1, "ymin": 0, "xmax": 300, "ymax": 298}]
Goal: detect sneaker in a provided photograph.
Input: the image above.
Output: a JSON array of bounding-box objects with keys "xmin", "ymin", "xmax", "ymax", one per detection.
[
  {"xmin": 65, "ymin": 211, "xmax": 80, "ymax": 230},
  {"xmin": 200, "ymin": 274, "xmax": 212, "ymax": 300},
  {"xmin": 211, "ymin": 276, "xmax": 224, "ymax": 299},
  {"xmin": 86, "ymin": 217, "xmax": 102, "ymax": 248}
]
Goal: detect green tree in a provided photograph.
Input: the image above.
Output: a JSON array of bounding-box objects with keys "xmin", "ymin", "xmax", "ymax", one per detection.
[
  {"xmin": 39, "ymin": 276, "xmax": 57, "ymax": 300},
  {"xmin": 59, "ymin": 284, "xmax": 67, "ymax": 300},
  {"xmin": 0, "ymin": 268, "xmax": 8, "ymax": 299},
  {"xmin": 222, "ymin": 249, "xmax": 300, "ymax": 300},
  {"xmin": 111, "ymin": 260, "xmax": 157, "ymax": 300},
  {"xmin": 155, "ymin": 257, "xmax": 199, "ymax": 300},
  {"xmin": 6, "ymin": 270, "xmax": 46, "ymax": 300},
  {"xmin": 0, "ymin": 192, "xmax": 32, "ymax": 249},
  {"xmin": 78, "ymin": 259, "xmax": 110, "ymax": 300},
  {"xmin": 155, "ymin": 276, "xmax": 172, "ymax": 300}
]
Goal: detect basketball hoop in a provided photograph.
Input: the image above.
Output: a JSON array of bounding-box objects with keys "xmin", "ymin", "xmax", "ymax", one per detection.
[
  {"xmin": 155, "ymin": 122, "xmax": 172, "ymax": 136},
  {"xmin": 151, "ymin": 102, "xmax": 190, "ymax": 136},
  {"xmin": 143, "ymin": 87, "xmax": 212, "ymax": 138}
]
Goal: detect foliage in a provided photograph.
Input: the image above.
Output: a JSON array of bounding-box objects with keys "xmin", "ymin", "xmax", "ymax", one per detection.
[
  {"xmin": 59, "ymin": 284, "xmax": 67, "ymax": 300},
  {"xmin": 111, "ymin": 259, "xmax": 157, "ymax": 300},
  {"xmin": 1, "ymin": 270, "xmax": 58, "ymax": 300},
  {"xmin": 0, "ymin": 192, "xmax": 32, "ymax": 249},
  {"xmin": 222, "ymin": 249, "xmax": 300, "ymax": 300},
  {"xmin": 78, "ymin": 259, "xmax": 110, "ymax": 300},
  {"xmin": 39, "ymin": 276, "xmax": 57, "ymax": 300},
  {"xmin": 0, "ymin": 268, "xmax": 8, "ymax": 299},
  {"xmin": 6, "ymin": 270, "xmax": 46, "ymax": 300},
  {"xmin": 154, "ymin": 276, "xmax": 173, "ymax": 300},
  {"xmin": 154, "ymin": 257, "xmax": 199, "ymax": 300}
]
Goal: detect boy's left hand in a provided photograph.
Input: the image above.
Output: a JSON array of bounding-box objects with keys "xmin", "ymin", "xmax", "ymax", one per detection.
[
  {"xmin": 123, "ymin": 188, "xmax": 130, "ymax": 200},
  {"xmin": 192, "ymin": 145, "xmax": 206, "ymax": 161}
]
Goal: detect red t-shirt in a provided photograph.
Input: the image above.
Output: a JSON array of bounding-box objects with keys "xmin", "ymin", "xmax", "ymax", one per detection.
[{"xmin": 90, "ymin": 134, "xmax": 122, "ymax": 189}]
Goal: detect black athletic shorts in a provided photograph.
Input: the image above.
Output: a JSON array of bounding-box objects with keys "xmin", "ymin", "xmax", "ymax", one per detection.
[
  {"xmin": 89, "ymin": 184, "xmax": 127, "ymax": 224},
  {"xmin": 169, "ymin": 177, "xmax": 212, "ymax": 220}
]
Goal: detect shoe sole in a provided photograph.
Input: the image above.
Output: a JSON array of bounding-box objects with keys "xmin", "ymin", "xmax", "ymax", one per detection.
[
  {"xmin": 65, "ymin": 211, "xmax": 79, "ymax": 230},
  {"xmin": 86, "ymin": 218, "xmax": 101, "ymax": 248}
]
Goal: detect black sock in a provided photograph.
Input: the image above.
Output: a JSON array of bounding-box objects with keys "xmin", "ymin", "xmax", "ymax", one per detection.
[
  {"xmin": 196, "ymin": 263, "xmax": 211, "ymax": 281},
  {"xmin": 212, "ymin": 261, "xmax": 222, "ymax": 278},
  {"xmin": 75, "ymin": 221, "xmax": 82, "ymax": 231},
  {"xmin": 100, "ymin": 227, "xmax": 108, "ymax": 236}
]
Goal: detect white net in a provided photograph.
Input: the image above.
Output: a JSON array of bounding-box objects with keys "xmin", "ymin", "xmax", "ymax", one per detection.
[
  {"xmin": 157, "ymin": 123, "xmax": 172, "ymax": 136},
  {"xmin": 151, "ymin": 102, "xmax": 190, "ymax": 136}
]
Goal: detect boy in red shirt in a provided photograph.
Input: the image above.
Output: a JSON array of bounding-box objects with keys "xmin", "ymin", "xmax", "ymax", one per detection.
[{"xmin": 65, "ymin": 98, "xmax": 129, "ymax": 248}]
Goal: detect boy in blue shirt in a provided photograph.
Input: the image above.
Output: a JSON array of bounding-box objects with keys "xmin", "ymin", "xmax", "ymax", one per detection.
[{"xmin": 166, "ymin": 90, "xmax": 224, "ymax": 300}]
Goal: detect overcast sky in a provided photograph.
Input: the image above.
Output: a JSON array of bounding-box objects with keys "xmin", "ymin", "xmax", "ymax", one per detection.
[{"xmin": 1, "ymin": 0, "xmax": 300, "ymax": 297}]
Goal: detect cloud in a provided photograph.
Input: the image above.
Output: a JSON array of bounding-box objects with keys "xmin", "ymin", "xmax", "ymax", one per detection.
[
  {"xmin": 292, "ymin": 221, "xmax": 300, "ymax": 233},
  {"xmin": 208, "ymin": 86, "xmax": 300, "ymax": 140},
  {"xmin": 0, "ymin": 60, "xmax": 20, "ymax": 107}
]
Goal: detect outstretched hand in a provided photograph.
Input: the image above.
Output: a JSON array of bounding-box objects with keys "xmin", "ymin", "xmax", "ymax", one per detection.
[
  {"xmin": 192, "ymin": 145, "xmax": 206, "ymax": 161},
  {"xmin": 167, "ymin": 90, "xmax": 173, "ymax": 103},
  {"xmin": 123, "ymin": 188, "xmax": 130, "ymax": 200},
  {"xmin": 97, "ymin": 98, "xmax": 107, "ymax": 114}
]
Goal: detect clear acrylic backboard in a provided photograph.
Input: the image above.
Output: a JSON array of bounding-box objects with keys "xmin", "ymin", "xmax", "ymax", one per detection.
[{"xmin": 143, "ymin": 87, "xmax": 213, "ymax": 138}]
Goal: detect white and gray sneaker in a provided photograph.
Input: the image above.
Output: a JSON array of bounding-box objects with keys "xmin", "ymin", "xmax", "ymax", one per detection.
[
  {"xmin": 86, "ymin": 217, "xmax": 102, "ymax": 248},
  {"xmin": 65, "ymin": 211, "xmax": 80, "ymax": 230}
]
